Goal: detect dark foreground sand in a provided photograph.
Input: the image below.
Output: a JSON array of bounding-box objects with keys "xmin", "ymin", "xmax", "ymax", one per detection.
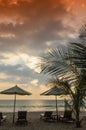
[{"xmin": 0, "ymin": 111, "xmax": 86, "ymax": 130}]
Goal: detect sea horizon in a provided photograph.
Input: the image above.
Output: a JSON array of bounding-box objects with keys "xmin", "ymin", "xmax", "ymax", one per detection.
[{"xmin": 0, "ymin": 99, "xmax": 65, "ymax": 112}]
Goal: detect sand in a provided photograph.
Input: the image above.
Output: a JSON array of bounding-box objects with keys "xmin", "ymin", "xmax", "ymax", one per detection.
[{"xmin": 0, "ymin": 111, "xmax": 86, "ymax": 130}]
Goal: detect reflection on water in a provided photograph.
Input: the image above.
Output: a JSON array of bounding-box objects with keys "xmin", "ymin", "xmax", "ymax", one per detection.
[{"xmin": 0, "ymin": 99, "xmax": 65, "ymax": 112}]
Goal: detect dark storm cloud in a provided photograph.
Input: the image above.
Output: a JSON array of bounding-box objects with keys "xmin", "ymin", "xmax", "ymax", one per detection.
[{"xmin": 0, "ymin": 0, "xmax": 70, "ymax": 54}]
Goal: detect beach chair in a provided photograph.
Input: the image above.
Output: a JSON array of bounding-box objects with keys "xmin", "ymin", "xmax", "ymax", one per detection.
[
  {"xmin": 40, "ymin": 111, "xmax": 55, "ymax": 122},
  {"xmin": 0, "ymin": 112, "xmax": 7, "ymax": 125},
  {"xmin": 16, "ymin": 111, "xmax": 28, "ymax": 125},
  {"xmin": 59, "ymin": 110, "xmax": 75, "ymax": 123},
  {"xmin": 59, "ymin": 99, "xmax": 75, "ymax": 123}
]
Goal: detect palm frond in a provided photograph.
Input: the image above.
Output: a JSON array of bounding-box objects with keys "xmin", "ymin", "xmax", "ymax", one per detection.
[{"xmin": 69, "ymin": 43, "xmax": 86, "ymax": 69}]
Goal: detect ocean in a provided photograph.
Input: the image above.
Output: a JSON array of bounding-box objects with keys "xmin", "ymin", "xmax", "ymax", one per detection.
[{"xmin": 0, "ymin": 100, "xmax": 65, "ymax": 112}]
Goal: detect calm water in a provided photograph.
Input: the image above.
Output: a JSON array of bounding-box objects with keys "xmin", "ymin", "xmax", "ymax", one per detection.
[{"xmin": 0, "ymin": 100, "xmax": 65, "ymax": 112}]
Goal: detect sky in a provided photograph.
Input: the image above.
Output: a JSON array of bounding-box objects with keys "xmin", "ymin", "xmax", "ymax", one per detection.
[{"xmin": 0, "ymin": 0, "xmax": 86, "ymax": 100}]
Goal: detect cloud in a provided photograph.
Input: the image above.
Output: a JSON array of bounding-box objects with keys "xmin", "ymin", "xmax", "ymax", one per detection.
[
  {"xmin": 0, "ymin": 0, "xmax": 74, "ymax": 54},
  {"xmin": 0, "ymin": 62, "xmax": 48, "ymax": 85},
  {"xmin": 30, "ymin": 79, "xmax": 38, "ymax": 87},
  {"xmin": 0, "ymin": 0, "xmax": 86, "ymax": 99}
]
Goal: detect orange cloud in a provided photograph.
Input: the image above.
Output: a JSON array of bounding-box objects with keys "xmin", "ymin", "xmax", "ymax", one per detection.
[{"xmin": 0, "ymin": 0, "xmax": 86, "ymax": 53}]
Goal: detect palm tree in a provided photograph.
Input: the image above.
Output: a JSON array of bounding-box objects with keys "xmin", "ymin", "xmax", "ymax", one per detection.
[
  {"xmin": 68, "ymin": 42, "xmax": 86, "ymax": 127},
  {"xmin": 39, "ymin": 42, "xmax": 86, "ymax": 127}
]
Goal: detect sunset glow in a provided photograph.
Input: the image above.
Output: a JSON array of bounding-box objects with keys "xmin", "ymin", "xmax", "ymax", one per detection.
[{"xmin": 0, "ymin": 0, "xmax": 86, "ymax": 99}]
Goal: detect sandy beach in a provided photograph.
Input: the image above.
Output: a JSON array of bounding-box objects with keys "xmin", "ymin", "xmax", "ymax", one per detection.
[{"xmin": 0, "ymin": 111, "xmax": 86, "ymax": 130}]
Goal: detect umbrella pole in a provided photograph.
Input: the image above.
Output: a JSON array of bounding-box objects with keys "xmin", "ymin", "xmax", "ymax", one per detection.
[
  {"xmin": 55, "ymin": 95, "xmax": 58, "ymax": 120},
  {"xmin": 13, "ymin": 93, "xmax": 16, "ymax": 124}
]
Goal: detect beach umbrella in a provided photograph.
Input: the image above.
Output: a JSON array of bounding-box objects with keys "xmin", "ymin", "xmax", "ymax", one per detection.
[
  {"xmin": 40, "ymin": 86, "xmax": 67, "ymax": 117},
  {"xmin": 0, "ymin": 85, "xmax": 32, "ymax": 123}
]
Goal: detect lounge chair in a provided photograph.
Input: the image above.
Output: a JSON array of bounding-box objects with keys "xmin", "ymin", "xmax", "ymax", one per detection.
[
  {"xmin": 40, "ymin": 111, "xmax": 56, "ymax": 122},
  {"xmin": 59, "ymin": 110, "xmax": 75, "ymax": 123},
  {"xmin": 16, "ymin": 111, "xmax": 28, "ymax": 125},
  {"xmin": 0, "ymin": 112, "xmax": 7, "ymax": 125}
]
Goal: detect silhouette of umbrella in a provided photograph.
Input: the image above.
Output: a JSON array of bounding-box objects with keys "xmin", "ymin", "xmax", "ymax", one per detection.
[
  {"xmin": 40, "ymin": 86, "xmax": 67, "ymax": 116},
  {"xmin": 0, "ymin": 85, "xmax": 32, "ymax": 123}
]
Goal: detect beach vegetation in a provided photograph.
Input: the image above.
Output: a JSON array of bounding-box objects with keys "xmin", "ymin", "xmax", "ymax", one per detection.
[{"xmin": 39, "ymin": 26, "xmax": 86, "ymax": 128}]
